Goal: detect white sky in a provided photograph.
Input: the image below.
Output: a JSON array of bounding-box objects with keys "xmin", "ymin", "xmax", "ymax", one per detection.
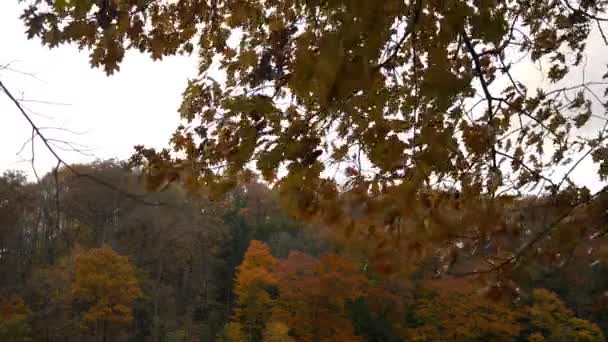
[
  {"xmin": 0, "ymin": 1, "xmax": 197, "ymax": 179},
  {"xmin": 0, "ymin": 2, "xmax": 606, "ymax": 192}
]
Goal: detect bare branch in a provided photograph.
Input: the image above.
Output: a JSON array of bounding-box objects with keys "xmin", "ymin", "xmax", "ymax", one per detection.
[
  {"xmin": 17, "ymin": 98, "xmax": 71, "ymax": 106},
  {"xmin": 375, "ymin": 0, "xmax": 423, "ymax": 70},
  {"xmin": 31, "ymin": 128, "xmax": 40, "ymax": 182},
  {"xmin": 0, "ymin": 79, "xmax": 164, "ymax": 206},
  {"xmin": 495, "ymin": 149, "xmax": 558, "ymax": 190},
  {"xmin": 561, "ymin": 0, "xmax": 608, "ymax": 21},
  {"xmin": 557, "ymin": 121, "xmax": 608, "ymax": 189},
  {"xmin": 451, "ymin": 185, "xmax": 608, "ymax": 276},
  {"xmin": 0, "ymin": 61, "xmax": 47, "ymax": 84},
  {"xmin": 597, "ymin": 20, "xmax": 608, "ymax": 45},
  {"xmin": 38, "ymin": 126, "xmax": 90, "ymax": 136}
]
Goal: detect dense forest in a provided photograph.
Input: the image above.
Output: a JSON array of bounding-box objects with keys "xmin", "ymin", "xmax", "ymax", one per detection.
[
  {"xmin": 3, "ymin": 0, "xmax": 608, "ymax": 340},
  {"xmin": 0, "ymin": 161, "xmax": 606, "ymax": 341}
]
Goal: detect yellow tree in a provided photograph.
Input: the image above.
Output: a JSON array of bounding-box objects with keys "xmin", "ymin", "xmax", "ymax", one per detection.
[
  {"xmin": 263, "ymin": 321, "xmax": 294, "ymax": 342},
  {"xmin": 407, "ymin": 292, "xmax": 521, "ymax": 342},
  {"xmin": 524, "ymin": 289, "xmax": 605, "ymax": 342},
  {"xmin": 231, "ymin": 240, "xmax": 278, "ymax": 341},
  {"xmin": 72, "ymin": 246, "xmax": 142, "ymax": 342},
  {"xmin": 404, "ymin": 279, "xmax": 521, "ymax": 342}
]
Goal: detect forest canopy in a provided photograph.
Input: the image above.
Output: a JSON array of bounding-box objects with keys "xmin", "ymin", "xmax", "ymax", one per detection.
[{"xmin": 0, "ymin": 164, "xmax": 606, "ymax": 341}]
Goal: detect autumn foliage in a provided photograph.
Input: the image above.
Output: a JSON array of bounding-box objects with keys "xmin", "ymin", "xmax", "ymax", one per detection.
[
  {"xmin": 404, "ymin": 281, "xmax": 521, "ymax": 341},
  {"xmin": 524, "ymin": 289, "xmax": 605, "ymax": 341},
  {"xmin": 0, "ymin": 163, "xmax": 606, "ymax": 340},
  {"xmin": 72, "ymin": 247, "xmax": 142, "ymax": 332},
  {"xmin": 0, "ymin": 295, "xmax": 32, "ymax": 342},
  {"xmin": 228, "ymin": 242, "xmax": 367, "ymax": 342},
  {"xmin": 232, "ymin": 240, "xmax": 278, "ymax": 341},
  {"xmin": 272, "ymin": 252, "xmax": 367, "ymax": 342},
  {"xmin": 0, "ymin": 295, "xmax": 31, "ymax": 322},
  {"xmin": 225, "ymin": 240, "xmax": 605, "ymax": 342}
]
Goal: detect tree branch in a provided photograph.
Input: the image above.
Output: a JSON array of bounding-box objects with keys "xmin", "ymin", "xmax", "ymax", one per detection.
[
  {"xmin": 451, "ymin": 186, "xmax": 608, "ymax": 277},
  {"xmin": 462, "ymin": 31, "xmax": 498, "ymax": 173},
  {"xmin": 375, "ymin": 0, "xmax": 423, "ymax": 70},
  {"xmin": 561, "ymin": 0, "xmax": 608, "ymax": 21},
  {"xmin": 478, "ymin": 13, "xmax": 520, "ymax": 57},
  {"xmin": 0, "ymin": 79, "xmax": 164, "ymax": 206}
]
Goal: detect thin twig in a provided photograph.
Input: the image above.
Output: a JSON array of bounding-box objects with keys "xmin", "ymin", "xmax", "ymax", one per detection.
[
  {"xmin": 17, "ymin": 98, "xmax": 71, "ymax": 106},
  {"xmin": 561, "ymin": 0, "xmax": 608, "ymax": 21},
  {"xmin": 451, "ymin": 185, "xmax": 608, "ymax": 276},
  {"xmin": 597, "ymin": 20, "xmax": 608, "ymax": 45},
  {"xmin": 495, "ymin": 149, "xmax": 557, "ymax": 189},
  {"xmin": 557, "ymin": 121, "xmax": 608, "ymax": 189},
  {"xmin": 375, "ymin": 0, "xmax": 423, "ymax": 70},
  {"xmin": 31, "ymin": 128, "xmax": 40, "ymax": 182}
]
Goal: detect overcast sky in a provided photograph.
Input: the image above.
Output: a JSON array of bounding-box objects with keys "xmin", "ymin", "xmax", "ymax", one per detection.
[
  {"xmin": 1, "ymin": 1, "xmax": 197, "ymax": 180},
  {"xmin": 1, "ymin": 2, "xmax": 606, "ymax": 192}
]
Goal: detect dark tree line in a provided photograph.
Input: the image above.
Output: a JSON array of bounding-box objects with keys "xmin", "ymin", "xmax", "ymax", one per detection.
[
  {"xmin": 0, "ymin": 161, "xmax": 329, "ymax": 341},
  {"xmin": 0, "ymin": 160, "xmax": 607, "ymax": 341}
]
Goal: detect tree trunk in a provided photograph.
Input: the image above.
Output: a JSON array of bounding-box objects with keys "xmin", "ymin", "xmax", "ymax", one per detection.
[{"xmin": 102, "ymin": 320, "xmax": 107, "ymax": 342}]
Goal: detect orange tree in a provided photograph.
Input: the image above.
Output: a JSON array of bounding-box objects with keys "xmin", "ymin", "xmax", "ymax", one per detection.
[
  {"xmin": 72, "ymin": 246, "xmax": 142, "ymax": 342},
  {"xmin": 230, "ymin": 240, "xmax": 278, "ymax": 341},
  {"xmin": 271, "ymin": 251, "xmax": 367, "ymax": 342},
  {"xmin": 18, "ymin": 0, "xmax": 608, "ymax": 276}
]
